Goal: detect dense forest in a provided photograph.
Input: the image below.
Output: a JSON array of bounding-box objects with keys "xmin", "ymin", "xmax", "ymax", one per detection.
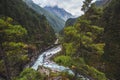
[
  {"xmin": 54, "ymin": 0, "xmax": 120, "ymax": 80},
  {"xmin": 0, "ymin": 0, "xmax": 55, "ymax": 47},
  {"xmin": 0, "ymin": 0, "xmax": 55, "ymax": 80},
  {"xmin": 0, "ymin": 0, "xmax": 120, "ymax": 80}
]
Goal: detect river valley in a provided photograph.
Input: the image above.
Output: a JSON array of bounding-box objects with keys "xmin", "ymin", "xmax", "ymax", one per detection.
[{"xmin": 31, "ymin": 45, "xmax": 90, "ymax": 80}]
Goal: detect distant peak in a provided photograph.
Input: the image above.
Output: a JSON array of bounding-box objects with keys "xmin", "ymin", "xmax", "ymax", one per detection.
[{"xmin": 44, "ymin": 5, "xmax": 75, "ymax": 21}]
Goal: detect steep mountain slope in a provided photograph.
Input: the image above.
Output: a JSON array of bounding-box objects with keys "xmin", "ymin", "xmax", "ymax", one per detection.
[
  {"xmin": 0, "ymin": 0, "xmax": 56, "ymax": 79},
  {"xmin": 95, "ymin": 0, "xmax": 112, "ymax": 7},
  {"xmin": 0, "ymin": 0, "xmax": 55, "ymax": 47},
  {"xmin": 65, "ymin": 18, "xmax": 77, "ymax": 27},
  {"xmin": 44, "ymin": 6, "xmax": 75, "ymax": 21},
  {"xmin": 24, "ymin": 0, "xmax": 65, "ymax": 32}
]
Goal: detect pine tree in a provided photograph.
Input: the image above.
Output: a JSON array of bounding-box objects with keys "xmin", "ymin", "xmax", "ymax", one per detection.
[
  {"xmin": 0, "ymin": 17, "xmax": 28, "ymax": 79},
  {"xmin": 81, "ymin": 0, "xmax": 92, "ymax": 13}
]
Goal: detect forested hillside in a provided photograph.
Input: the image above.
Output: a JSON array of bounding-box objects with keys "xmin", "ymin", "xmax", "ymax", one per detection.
[
  {"xmin": 56, "ymin": 3, "xmax": 107, "ymax": 80},
  {"xmin": 0, "ymin": 17, "xmax": 28, "ymax": 80},
  {"xmin": 65, "ymin": 18, "xmax": 77, "ymax": 27},
  {"xmin": 0, "ymin": 0, "xmax": 120, "ymax": 80},
  {"xmin": 54, "ymin": 0, "xmax": 120, "ymax": 80},
  {"xmin": 24, "ymin": 0, "xmax": 65, "ymax": 32},
  {"xmin": 102, "ymin": 0, "xmax": 120, "ymax": 79},
  {"xmin": 0, "ymin": 0, "xmax": 55, "ymax": 48},
  {"xmin": 0, "ymin": 0, "xmax": 55, "ymax": 79}
]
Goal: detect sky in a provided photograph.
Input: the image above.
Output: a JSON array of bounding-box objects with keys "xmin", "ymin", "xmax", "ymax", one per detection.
[{"xmin": 32, "ymin": 0, "xmax": 96, "ymax": 17}]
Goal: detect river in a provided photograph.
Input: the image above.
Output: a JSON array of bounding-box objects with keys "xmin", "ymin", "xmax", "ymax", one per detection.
[{"xmin": 32, "ymin": 45, "xmax": 89, "ymax": 80}]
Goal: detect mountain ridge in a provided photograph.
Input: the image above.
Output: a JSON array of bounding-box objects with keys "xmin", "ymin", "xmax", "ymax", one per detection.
[
  {"xmin": 95, "ymin": 0, "xmax": 112, "ymax": 6},
  {"xmin": 44, "ymin": 6, "xmax": 75, "ymax": 21},
  {"xmin": 24, "ymin": 0, "xmax": 65, "ymax": 32},
  {"xmin": 0, "ymin": 0, "xmax": 55, "ymax": 46}
]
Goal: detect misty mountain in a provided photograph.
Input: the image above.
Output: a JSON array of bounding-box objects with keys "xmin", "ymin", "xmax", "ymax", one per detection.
[
  {"xmin": 44, "ymin": 6, "xmax": 75, "ymax": 21},
  {"xmin": 0, "ymin": 0, "xmax": 56, "ymax": 45},
  {"xmin": 24, "ymin": 0, "xmax": 65, "ymax": 32}
]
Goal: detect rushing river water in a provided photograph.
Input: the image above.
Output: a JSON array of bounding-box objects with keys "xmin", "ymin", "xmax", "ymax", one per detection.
[{"xmin": 32, "ymin": 45, "xmax": 89, "ymax": 80}]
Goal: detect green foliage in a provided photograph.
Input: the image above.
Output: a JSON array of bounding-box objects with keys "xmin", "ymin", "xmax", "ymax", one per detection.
[
  {"xmin": 16, "ymin": 68, "xmax": 45, "ymax": 80},
  {"xmin": 90, "ymin": 26, "xmax": 103, "ymax": 34},
  {"xmin": 0, "ymin": 18, "xmax": 27, "ymax": 41},
  {"xmin": 85, "ymin": 3, "xmax": 103, "ymax": 26},
  {"xmin": 54, "ymin": 56, "xmax": 107, "ymax": 80},
  {"xmin": 101, "ymin": 0, "xmax": 120, "ymax": 79},
  {"xmin": 4, "ymin": 25, "xmax": 27, "ymax": 37},
  {"xmin": 50, "ymin": 71, "xmax": 74, "ymax": 80},
  {"xmin": 0, "ymin": 0, "xmax": 55, "ymax": 79},
  {"xmin": 81, "ymin": 0, "xmax": 92, "ymax": 13},
  {"xmin": 90, "ymin": 43, "xmax": 105, "ymax": 55},
  {"xmin": 3, "ymin": 42, "xmax": 28, "ymax": 62},
  {"xmin": 56, "ymin": 0, "xmax": 120, "ymax": 80},
  {"xmin": 24, "ymin": 0, "xmax": 65, "ymax": 32},
  {"xmin": 58, "ymin": 2, "xmax": 107, "ymax": 79},
  {"xmin": 64, "ymin": 26, "xmax": 78, "ymax": 42},
  {"xmin": 54, "ymin": 55, "xmax": 73, "ymax": 67},
  {"xmin": 0, "ymin": 17, "xmax": 28, "ymax": 79},
  {"xmin": 78, "ymin": 65, "xmax": 107, "ymax": 80},
  {"xmin": 0, "ymin": 0, "xmax": 55, "ymax": 48},
  {"xmin": 63, "ymin": 43, "xmax": 76, "ymax": 56},
  {"xmin": 65, "ymin": 18, "xmax": 77, "ymax": 27},
  {"xmin": 63, "ymin": 19, "xmax": 104, "ymax": 59},
  {"xmin": 70, "ymin": 58, "xmax": 107, "ymax": 80}
]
